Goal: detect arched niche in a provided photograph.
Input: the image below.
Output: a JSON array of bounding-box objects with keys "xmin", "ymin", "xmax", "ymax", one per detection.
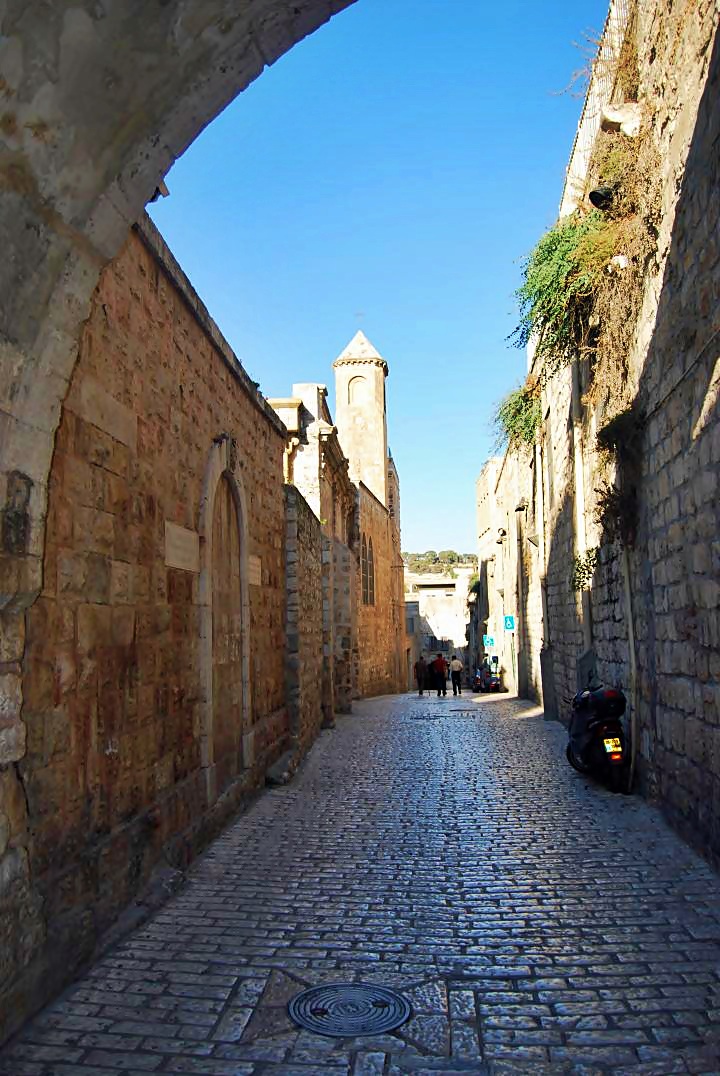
[
  {"xmin": 198, "ymin": 434, "xmax": 251, "ymax": 804},
  {"xmin": 348, "ymin": 375, "xmax": 368, "ymax": 405}
]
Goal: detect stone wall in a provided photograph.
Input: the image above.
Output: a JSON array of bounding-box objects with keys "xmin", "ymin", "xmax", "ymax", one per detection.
[
  {"xmin": 268, "ymin": 385, "xmax": 358, "ymax": 722},
  {"xmin": 331, "ymin": 536, "xmax": 355, "ymax": 714},
  {"xmin": 484, "ymin": 0, "xmax": 720, "ymax": 863},
  {"xmin": 480, "ymin": 447, "xmax": 545, "ymax": 700},
  {"xmin": 357, "ymin": 484, "xmax": 405, "ymax": 698},
  {"xmin": 627, "ymin": 4, "xmax": 720, "ymax": 854},
  {"xmin": 541, "ymin": 365, "xmax": 585, "ymax": 705},
  {"xmin": 0, "ymin": 218, "xmax": 292, "ymax": 1042},
  {"xmin": 284, "ymin": 487, "xmax": 324, "ymax": 753}
]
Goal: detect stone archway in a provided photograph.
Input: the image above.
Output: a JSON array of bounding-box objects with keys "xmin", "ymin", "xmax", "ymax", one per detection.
[
  {"xmin": 211, "ymin": 475, "xmax": 244, "ymax": 794},
  {"xmin": 0, "ymin": 0, "xmax": 356, "ymax": 763},
  {"xmin": 198, "ymin": 435, "xmax": 251, "ymax": 805}
]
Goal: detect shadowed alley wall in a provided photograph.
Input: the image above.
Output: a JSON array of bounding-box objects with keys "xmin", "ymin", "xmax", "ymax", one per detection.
[{"xmin": 481, "ymin": 0, "xmax": 720, "ymax": 863}]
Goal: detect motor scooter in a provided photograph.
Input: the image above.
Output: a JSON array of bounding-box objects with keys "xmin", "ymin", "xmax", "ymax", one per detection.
[
  {"xmin": 566, "ymin": 684, "xmax": 628, "ymax": 792},
  {"xmin": 474, "ymin": 658, "xmax": 502, "ymax": 692}
]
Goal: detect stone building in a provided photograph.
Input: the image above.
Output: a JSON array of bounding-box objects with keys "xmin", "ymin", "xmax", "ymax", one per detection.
[
  {"xmin": 404, "ymin": 565, "xmax": 474, "ymax": 668},
  {"xmin": 269, "ymin": 385, "xmax": 356, "ymax": 722},
  {"xmin": 481, "ymin": 0, "xmax": 720, "ymax": 861},
  {"xmin": 0, "ymin": 213, "xmax": 405, "ymax": 1040},
  {"xmin": 333, "ymin": 333, "xmax": 406, "ymax": 697},
  {"xmin": 471, "ymin": 451, "xmax": 545, "ymax": 698},
  {"xmin": 270, "ymin": 332, "xmax": 406, "ymax": 704},
  {"xmin": 0, "ymin": 216, "xmax": 306, "ymax": 1041}
]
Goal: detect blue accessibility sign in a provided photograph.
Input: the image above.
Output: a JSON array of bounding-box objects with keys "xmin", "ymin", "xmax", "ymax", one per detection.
[
  {"xmin": 482, "ymin": 635, "xmax": 494, "ymax": 647},
  {"xmin": 504, "ymin": 615, "xmax": 516, "ymax": 631}
]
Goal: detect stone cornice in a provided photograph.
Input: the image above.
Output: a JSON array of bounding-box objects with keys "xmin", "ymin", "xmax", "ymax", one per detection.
[{"xmin": 332, "ymin": 356, "xmax": 388, "ymax": 375}]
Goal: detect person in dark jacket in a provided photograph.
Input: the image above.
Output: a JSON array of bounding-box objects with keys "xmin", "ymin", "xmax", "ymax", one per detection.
[
  {"xmin": 414, "ymin": 655, "xmax": 428, "ymax": 696},
  {"xmin": 433, "ymin": 653, "xmax": 448, "ymax": 697},
  {"xmin": 425, "ymin": 657, "xmax": 436, "ymax": 695}
]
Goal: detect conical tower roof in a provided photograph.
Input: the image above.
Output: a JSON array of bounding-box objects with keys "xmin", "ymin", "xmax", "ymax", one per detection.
[{"xmin": 332, "ymin": 330, "xmax": 388, "ymax": 373}]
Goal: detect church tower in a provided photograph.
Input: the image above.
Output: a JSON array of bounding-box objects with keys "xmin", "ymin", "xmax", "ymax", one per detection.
[{"xmin": 333, "ymin": 331, "xmax": 389, "ymax": 507}]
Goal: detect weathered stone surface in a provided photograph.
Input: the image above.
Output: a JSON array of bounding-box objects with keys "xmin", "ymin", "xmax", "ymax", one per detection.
[
  {"xmin": 356, "ymin": 483, "xmax": 406, "ymax": 698},
  {"xmin": 0, "ymin": 767, "xmax": 29, "ymax": 846},
  {"xmin": 284, "ymin": 486, "xmax": 323, "ymax": 754},
  {"xmin": 65, "ymin": 377, "xmax": 137, "ymax": 452}
]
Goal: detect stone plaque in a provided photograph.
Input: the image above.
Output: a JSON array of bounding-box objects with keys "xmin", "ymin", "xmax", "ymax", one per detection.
[
  {"xmin": 165, "ymin": 521, "xmax": 200, "ymax": 573},
  {"xmin": 248, "ymin": 554, "xmax": 262, "ymax": 586},
  {"xmin": 69, "ymin": 376, "xmax": 138, "ymax": 450}
]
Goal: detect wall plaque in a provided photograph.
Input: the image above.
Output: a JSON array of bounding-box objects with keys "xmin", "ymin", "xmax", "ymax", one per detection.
[
  {"xmin": 248, "ymin": 554, "xmax": 262, "ymax": 586},
  {"xmin": 165, "ymin": 521, "xmax": 200, "ymax": 573},
  {"xmin": 69, "ymin": 376, "xmax": 137, "ymax": 450}
]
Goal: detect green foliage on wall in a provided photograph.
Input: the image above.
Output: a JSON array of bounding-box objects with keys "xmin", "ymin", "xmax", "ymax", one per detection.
[
  {"xmin": 511, "ymin": 210, "xmax": 611, "ymax": 375},
  {"xmin": 493, "ymin": 380, "xmax": 542, "ymax": 450},
  {"xmin": 571, "ymin": 547, "xmax": 599, "ymax": 590}
]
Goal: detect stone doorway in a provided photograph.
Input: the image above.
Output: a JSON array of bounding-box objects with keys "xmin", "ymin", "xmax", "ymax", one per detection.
[{"xmin": 211, "ymin": 475, "xmax": 244, "ymax": 793}]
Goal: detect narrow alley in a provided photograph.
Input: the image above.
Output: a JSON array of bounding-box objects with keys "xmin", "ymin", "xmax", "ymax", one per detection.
[{"xmin": 3, "ymin": 694, "xmax": 720, "ymax": 1076}]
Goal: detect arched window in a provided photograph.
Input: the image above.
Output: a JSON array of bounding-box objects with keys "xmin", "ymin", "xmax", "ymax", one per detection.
[
  {"xmin": 361, "ymin": 535, "xmax": 369, "ymax": 605},
  {"xmin": 368, "ymin": 538, "xmax": 375, "ymax": 605},
  {"xmin": 348, "ymin": 375, "xmax": 367, "ymax": 405}
]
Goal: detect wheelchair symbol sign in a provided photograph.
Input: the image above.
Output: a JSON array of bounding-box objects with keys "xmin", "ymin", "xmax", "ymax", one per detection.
[{"xmin": 504, "ymin": 615, "xmax": 516, "ymax": 631}]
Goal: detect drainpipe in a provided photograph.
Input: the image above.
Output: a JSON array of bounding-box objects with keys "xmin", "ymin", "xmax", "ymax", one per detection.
[
  {"xmin": 535, "ymin": 440, "xmax": 550, "ymax": 645},
  {"xmin": 516, "ymin": 505, "xmax": 524, "ymax": 696},
  {"xmin": 620, "ymin": 544, "xmax": 638, "ymax": 793}
]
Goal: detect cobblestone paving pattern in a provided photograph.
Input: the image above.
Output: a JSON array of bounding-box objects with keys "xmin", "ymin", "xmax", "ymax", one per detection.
[{"xmin": 3, "ymin": 694, "xmax": 720, "ymax": 1075}]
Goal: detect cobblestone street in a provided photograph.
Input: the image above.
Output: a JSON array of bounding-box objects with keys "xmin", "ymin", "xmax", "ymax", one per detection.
[{"xmin": 3, "ymin": 694, "xmax": 720, "ymax": 1075}]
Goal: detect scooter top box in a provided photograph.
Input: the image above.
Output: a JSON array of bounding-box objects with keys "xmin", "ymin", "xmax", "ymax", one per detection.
[{"xmin": 574, "ymin": 686, "xmax": 626, "ymax": 717}]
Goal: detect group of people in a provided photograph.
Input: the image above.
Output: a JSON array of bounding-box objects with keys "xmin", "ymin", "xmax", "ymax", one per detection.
[{"xmin": 414, "ymin": 653, "xmax": 465, "ymax": 697}]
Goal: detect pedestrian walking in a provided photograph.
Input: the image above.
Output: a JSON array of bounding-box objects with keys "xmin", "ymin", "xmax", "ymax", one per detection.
[
  {"xmin": 414, "ymin": 654, "xmax": 428, "ymax": 696},
  {"xmin": 433, "ymin": 653, "xmax": 447, "ymax": 697},
  {"xmin": 450, "ymin": 654, "xmax": 463, "ymax": 696}
]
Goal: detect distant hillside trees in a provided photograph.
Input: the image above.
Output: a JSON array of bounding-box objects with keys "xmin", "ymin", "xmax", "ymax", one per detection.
[{"xmin": 402, "ymin": 550, "xmax": 478, "ymax": 574}]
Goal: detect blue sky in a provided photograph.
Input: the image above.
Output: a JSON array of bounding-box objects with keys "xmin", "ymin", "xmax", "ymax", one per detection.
[{"xmin": 149, "ymin": 0, "xmax": 608, "ymax": 553}]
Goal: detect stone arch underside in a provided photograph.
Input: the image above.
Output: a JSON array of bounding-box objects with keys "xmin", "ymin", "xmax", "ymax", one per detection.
[
  {"xmin": 0, "ymin": 0, "xmax": 356, "ymax": 612},
  {"xmin": 0, "ymin": 0, "xmax": 357, "ymax": 765}
]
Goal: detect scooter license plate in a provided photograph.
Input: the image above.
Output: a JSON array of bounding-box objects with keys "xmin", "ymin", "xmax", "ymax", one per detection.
[{"xmin": 603, "ymin": 737, "xmax": 622, "ymax": 753}]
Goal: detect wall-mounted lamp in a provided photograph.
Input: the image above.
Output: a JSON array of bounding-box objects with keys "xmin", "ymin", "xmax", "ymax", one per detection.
[
  {"xmin": 589, "ymin": 186, "xmax": 614, "ymax": 210},
  {"xmin": 515, "ymin": 498, "xmax": 528, "ymax": 513}
]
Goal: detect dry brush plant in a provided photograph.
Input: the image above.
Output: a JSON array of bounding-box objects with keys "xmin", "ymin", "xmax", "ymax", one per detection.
[
  {"xmin": 580, "ymin": 123, "xmax": 662, "ymax": 413},
  {"xmin": 511, "ymin": 7, "xmax": 661, "ymax": 418},
  {"xmin": 511, "ymin": 121, "xmax": 660, "ymax": 408}
]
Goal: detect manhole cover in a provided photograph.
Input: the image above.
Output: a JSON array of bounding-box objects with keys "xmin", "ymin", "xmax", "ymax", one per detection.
[{"xmin": 288, "ymin": 982, "xmax": 411, "ymax": 1037}]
